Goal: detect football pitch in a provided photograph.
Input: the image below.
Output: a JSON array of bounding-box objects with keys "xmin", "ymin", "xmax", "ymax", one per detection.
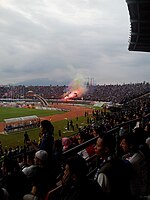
[
  {"xmin": 0, "ymin": 106, "xmax": 65, "ymax": 122},
  {"xmin": 0, "ymin": 106, "xmax": 89, "ymax": 149}
]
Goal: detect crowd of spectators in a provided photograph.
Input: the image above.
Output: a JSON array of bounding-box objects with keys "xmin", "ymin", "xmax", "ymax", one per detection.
[
  {"xmin": 0, "ymin": 84, "xmax": 149, "ymax": 199},
  {"xmin": 0, "ymin": 82, "xmax": 149, "ymax": 103}
]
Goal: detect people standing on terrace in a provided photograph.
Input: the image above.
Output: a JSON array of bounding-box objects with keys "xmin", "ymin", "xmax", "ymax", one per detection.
[
  {"xmin": 27, "ymin": 120, "xmax": 54, "ymax": 163},
  {"xmin": 27, "ymin": 120, "xmax": 58, "ymax": 185}
]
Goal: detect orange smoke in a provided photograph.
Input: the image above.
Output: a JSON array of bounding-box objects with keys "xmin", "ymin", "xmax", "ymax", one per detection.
[{"xmin": 63, "ymin": 78, "xmax": 88, "ymax": 100}]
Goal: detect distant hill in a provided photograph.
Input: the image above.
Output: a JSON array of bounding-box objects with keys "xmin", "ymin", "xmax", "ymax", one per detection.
[{"xmin": 13, "ymin": 78, "xmax": 70, "ymax": 86}]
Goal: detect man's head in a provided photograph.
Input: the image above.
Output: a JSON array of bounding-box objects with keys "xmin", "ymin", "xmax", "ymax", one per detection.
[
  {"xmin": 62, "ymin": 154, "xmax": 89, "ymax": 184},
  {"xmin": 34, "ymin": 150, "xmax": 48, "ymax": 165},
  {"xmin": 94, "ymin": 133, "xmax": 116, "ymax": 158}
]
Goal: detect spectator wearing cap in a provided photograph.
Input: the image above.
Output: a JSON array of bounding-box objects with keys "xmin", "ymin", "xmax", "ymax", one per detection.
[
  {"xmin": 23, "ymin": 150, "xmax": 56, "ymax": 200},
  {"xmin": 27, "ymin": 120, "xmax": 57, "ymax": 182}
]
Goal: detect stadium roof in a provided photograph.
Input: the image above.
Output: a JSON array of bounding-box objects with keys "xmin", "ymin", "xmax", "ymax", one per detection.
[{"xmin": 126, "ymin": 0, "xmax": 150, "ymax": 52}]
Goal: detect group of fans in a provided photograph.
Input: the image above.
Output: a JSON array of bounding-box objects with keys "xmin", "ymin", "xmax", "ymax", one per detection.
[{"xmin": 0, "ymin": 89, "xmax": 149, "ymax": 200}]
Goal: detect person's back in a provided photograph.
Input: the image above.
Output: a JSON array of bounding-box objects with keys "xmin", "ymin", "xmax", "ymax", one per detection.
[
  {"xmin": 97, "ymin": 157, "xmax": 132, "ymax": 200},
  {"xmin": 128, "ymin": 150, "xmax": 148, "ymax": 198},
  {"xmin": 1, "ymin": 157, "xmax": 28, "ymax": 200},
  {"xmin": 32, "ymin": 165, "xmax": 53, "ymax": 199}
]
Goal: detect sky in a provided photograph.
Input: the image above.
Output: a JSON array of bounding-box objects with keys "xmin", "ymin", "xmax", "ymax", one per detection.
[{"xmin": 0, "ymin": 0, "xmax": 150, "ymax": 86}]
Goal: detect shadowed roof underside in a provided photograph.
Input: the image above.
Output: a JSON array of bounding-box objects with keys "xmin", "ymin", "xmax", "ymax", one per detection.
[{"xmin": 126, "ymin": 0, "xmax": 150, "ymax": 52}]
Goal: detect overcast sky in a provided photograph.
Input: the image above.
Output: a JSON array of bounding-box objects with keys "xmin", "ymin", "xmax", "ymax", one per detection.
[{"xmin": 0, "ymin": 0, "xmax": 149, "ymax": 86}]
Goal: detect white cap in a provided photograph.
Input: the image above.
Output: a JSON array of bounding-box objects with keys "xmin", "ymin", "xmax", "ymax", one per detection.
[{"xmin": 35, "ymin": 150, "xmax": 48, "ymax": 161}]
